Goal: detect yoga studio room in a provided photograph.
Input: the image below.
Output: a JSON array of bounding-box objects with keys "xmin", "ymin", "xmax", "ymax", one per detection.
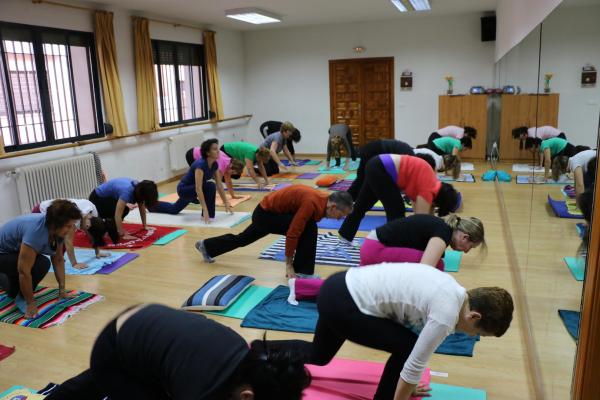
[{"xmin": 1, "ymin": 0, "xmax": 600, "ymax": 398}]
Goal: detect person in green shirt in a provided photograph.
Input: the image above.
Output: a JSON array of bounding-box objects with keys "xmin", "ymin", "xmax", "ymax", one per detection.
[
  {"xmin": 221, "ymin": 141, "xmax": 271, "ymax": 189},
  {"xmin": 537, "ymin": 137, "xmax": 590, "ymax": 181},
  {"xmin": 417, "ymin": 136, "xmax": 472, "ymax": 157}
]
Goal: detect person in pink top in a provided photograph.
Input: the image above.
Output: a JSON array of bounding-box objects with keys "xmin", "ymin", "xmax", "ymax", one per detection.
[
  {"xmin": 185, "ymin": 146, "xmax": 244, "ymax": 199},
  {"xmin": 432, "ymin": 125, "xmax": 477, "ymax": 140}
]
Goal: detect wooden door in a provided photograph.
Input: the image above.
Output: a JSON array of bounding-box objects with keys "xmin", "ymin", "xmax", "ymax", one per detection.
[
  {"xmin": 461, "ymin": 95, "xmax": 488, "ymax": 159},
  {"xmin": 500, "ymin": 95, "xmax": 537, "ymax": 161},
  {"xmin": 531, "ymin": 94, "xmax": 559, "ymax": 127},
  {"xmin": 438, "ymin": 95, "xmax": 464, "ymax": 127},
  {"xmin": 329, "ymin": 57, "xmax": 394, "ymax": 146}
]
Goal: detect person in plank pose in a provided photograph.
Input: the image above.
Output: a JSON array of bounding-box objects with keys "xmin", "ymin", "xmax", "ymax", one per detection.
[
  {"xmin": 221, "ymin": 141, "xmax": 271, "ymax": 189},
  {"xmin": 0, "ymin": 200, "xmax": 81, "ymax": 318},
  {"xmin": 260, "ymin": 120, "xmax": 302, "ymax": 156},
  {"xmin": 46, "ymin": 303, "xmax": 311, "ymax": 400},
  {"xmin": 152, "ymin": 139, "xmax": 232, "ymax": 224},
  {"xmin": 196, "ymin": 185, "xmax": 353, "ymax": 278},
  {"xmin": 261, "ymin": 121, "xmax": 298, "ymax": 175},
  {"xmin": 185, "ymin": 145, "xmax": 245, "ymax": 198},
  {"xmin": 533, "ymin": 137, "xmax": 589, "ymax": 181},
  {"xmin": 515, "ymin": 126, "xmax": 566, "ymax": 165},
  {"xmin": 32, "ymin": 198, "xmax": 119, "ymax": 269},
  {"xmin": 269, "ymin": 264, "xmax": 513, "ymax": 400},
  {"xmin": 339, "ymin": 154, "xmax": 459, "ymax": 242}
]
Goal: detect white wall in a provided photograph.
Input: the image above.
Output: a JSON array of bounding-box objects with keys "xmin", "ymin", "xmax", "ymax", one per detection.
[
  {"xmin": 243, "ymin": 13, "xmax": 495, "ymax": 153},
  {"xmin": 0, "ymin": 0, "xmax": 247, "ymax": 223}
]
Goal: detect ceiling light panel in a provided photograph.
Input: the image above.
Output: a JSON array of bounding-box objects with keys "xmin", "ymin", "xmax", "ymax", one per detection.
[{"xmin": 225, "ymin": 8, "xmax": 282, "ymax": 24}]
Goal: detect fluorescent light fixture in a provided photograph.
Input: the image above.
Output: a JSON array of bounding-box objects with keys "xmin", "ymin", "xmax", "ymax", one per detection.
[
  {"xmin": 408, "ymin": 0, "xmax": 431, "ymax": 11},
  {"xmin": 225, "ymin": 8, "xmax": 282, "ymax": 24},
  {"xmin": 390, "ymin": 0, "xmax": 408, "ymax": 12}
]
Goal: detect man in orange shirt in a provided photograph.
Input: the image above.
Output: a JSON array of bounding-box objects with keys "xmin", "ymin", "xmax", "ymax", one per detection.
[{"xmin": 196, "ymin": 185, "xmax": 353, "ymax": 278}]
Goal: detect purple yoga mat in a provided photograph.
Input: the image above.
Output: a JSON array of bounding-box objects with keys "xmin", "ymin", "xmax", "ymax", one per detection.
[
  {"xmin": 96, "ymin": 252, "xmax": 140, "ymax": 274},
  {"xmin": 297, "ymin": 172, "xmax": 321, "ymax": 179},
  {"xmin": 328, "ymin": 180, "xmax": 353, "ymax": 191}
]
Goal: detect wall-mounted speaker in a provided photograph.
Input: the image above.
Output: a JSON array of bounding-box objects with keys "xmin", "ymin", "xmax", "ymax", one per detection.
[{"xmin": 481, "ymin": 16, "xmax": 496, "ymax": 42}]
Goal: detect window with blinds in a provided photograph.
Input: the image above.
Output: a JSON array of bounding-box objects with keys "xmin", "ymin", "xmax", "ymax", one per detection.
[
  {"xmin": 152, "ymin": 40, "xmax": 208, "ymax": 126},
  {"xmin": 0, "ymin": 22, "xmax": 104, "ymax": 152}
]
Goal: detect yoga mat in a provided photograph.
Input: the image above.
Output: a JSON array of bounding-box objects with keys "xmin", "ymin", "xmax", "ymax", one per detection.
[
  {"xmin": 0, "ymin": 386, "xmax": 44, "ymax": 400},
  {"xmin": 317, "ymin": 215, "xmax": 387, "ymax": 231},
  {"xmin": 48, "ymin": 249, "xmax": 136, "ymax": 275},
  {"xmin": 0, "ymin": 344, "xmax": 15, "ymax": 362},
  {"xmin": 516, "ymin": 175, "xmax": 574, "ymax": 184},
  {"xmin": 0, "ymin": 286, "xmax": 103, "ymax": 328},
  {"xmin": 439, "ymin": 173, "xmax": 476, "ymax": 183},
  {"xmin": 318, "ymin": 166, "xmax": 347, "ymax": 174},
  {"xmin": 304, "ymin": 359, "xmax": 430, "ymax": 400},
  {"xmin": 206, "ymin": 285, "xmax": 274, "ymax": 319},
  {"xmin": 227, "ymin": 182, "xmax": 292, "ymax": 192},
  {"xmin": 558, "ymin": 309, "xmax": 580, "ymax": 341},
  {"xmin": 282, "ymin": 159, "xmax": 321, "ymax": 166},
  {"xmin": 443, "ymin": 249, "xmax": 463, "ymax": 273},
  {"xmin": 372, "ymin": 200, "xmax": 413, "ymax": 212},
  {"xmin": 512, "ymin": 164, "xmax": 544, "ymax": 173},
  {"xmin": 97, "ymin": 252, "xmax": 139, "ymax": 274},
  {"xmin": 429, "ymin": 383, "xmax": 487, "ymax": 400},
  {"xmin": 153, "ymin": 229, "xmax": 187, "ymax": 245},
  {"xmin": 129, "ymin": 208, "xmax": 252, "ymax": 228},
  {"xmin": 216, "ymin": 194, "xmax": 251, "ymax": 207},
  {"xmin": 260, "ymin": 232, "xmax": 363, "ymax": 267},
  {"xmin": 576, "ymin": 223, "xmax": 586, "ymax": 238},
  {"xmin": 460, "ymin": 162, "xmax": 474, "ymax": 171},
  {"xmin": 346, "ymin": 173, "xmax": 357, "ymax": 180},
  {"xmin": 297, "ymin": 172, "xmax": 321, "ymax": 179},
  {"xmin": 328, "ymin": 180, "xmax": 353, "ymax": 191},
  {"xmin": 562, "ymin": 184, "xmax": 576, "ymax": 199},
  {"xmin": 73, "ymin": 223, "xmax": 181, "ymax": 249},
  {"xmin": 270, "ymin": 172, "xmax": 302, "ymax": 180},
  {"xmin": 564, "ymin": 257, "xmax": 585, "ymax": 281},
  {"xmin": 242, "ymin": 285, "xmax": 478, "ymax": 356},
  {"xmin": 547, "ymin": 195, "xmax": 584, "ymax": 219}
]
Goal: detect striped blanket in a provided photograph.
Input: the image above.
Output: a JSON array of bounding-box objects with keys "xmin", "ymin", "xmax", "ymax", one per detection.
[
  {"xmin": 0, "ymin": 287, "xmax": 103, "ymax": 328},
  {"xmin": 260, "ymin": 232, "xmax": 362, "ymax": 267}
]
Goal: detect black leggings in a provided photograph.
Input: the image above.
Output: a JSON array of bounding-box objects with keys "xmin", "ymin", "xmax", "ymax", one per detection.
[
  {"xmin": 89, "ymin": 190, "xmax": 129, "ymax": 220},
  {"xmin": 0, "ymin": 253, "xmax": 50, "ymax": 298},
  {"xmin": 269, "ymin": 271, "xmax": 418, "ymax": 400},
  {"xmin": 427, "ymin": 132, "xmax": 441, "ymax": 146},
  {"xmin": 339, "ymin": 157, "xmax": 406, "ymax": 241}
]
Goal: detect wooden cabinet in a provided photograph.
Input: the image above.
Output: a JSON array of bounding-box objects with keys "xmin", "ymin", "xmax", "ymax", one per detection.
[
  {"xmin": 499, "ymin": 94, "xmax": 559, "ymax": 161},
  {"xmin": 439, "ymin": 95, "xmax": 488, "ymax": 159}
]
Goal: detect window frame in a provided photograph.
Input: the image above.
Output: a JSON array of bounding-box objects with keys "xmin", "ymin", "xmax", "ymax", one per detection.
[
  {"xmin": 151, "ymin": 39, "xmax": 209, "ymax": 127},
  {"xmin": 0, "ymin": 21, "xmax": 104, "ymax": 152}
]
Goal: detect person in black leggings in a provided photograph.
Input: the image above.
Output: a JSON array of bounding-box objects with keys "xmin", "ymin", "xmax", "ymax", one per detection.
[
  {"xmin": 46, "ymin": 304, "xmax": 311, "ymax": 400},
  {"xmin": 259, "ymin": 120, "xmax": 302, "ymax": 155}
]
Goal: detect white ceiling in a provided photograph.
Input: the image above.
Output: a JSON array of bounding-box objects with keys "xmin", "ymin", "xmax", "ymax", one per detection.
[{"xmin": 79, "ymin": 0, "xmax": 499, "ymax": 31}]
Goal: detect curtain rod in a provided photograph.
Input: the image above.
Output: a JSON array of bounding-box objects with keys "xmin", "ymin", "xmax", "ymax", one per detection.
[
  {"xmin": 144, "ymin": 17, "xmax": 204, "ymax": 31},
  {"xmin": 32, "ymin": 0, "xmax": 95, "ymax": 12}
]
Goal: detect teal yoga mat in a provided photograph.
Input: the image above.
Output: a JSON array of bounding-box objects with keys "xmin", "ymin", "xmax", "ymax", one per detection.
[
  {"xmin": 206, "ymin": 286, "xmax": 274, "ymax": 319},
  {"xmin": 429, "ymin": 383, "xmax": 486, "ymax": 400},
  {"xmin": 444, "ymin": 249, "xmax": 462, "ymax": 272},
  {"xmin": 564, "ymin": 257, "xmax": 585, "ymax": 281},
  {"xmin": 346, "ymin": 173, "xmax": 357, "ymax": 180},
  {"xmin": 153, "ymin": 229, "xmax": 187, "ymax": 245}
]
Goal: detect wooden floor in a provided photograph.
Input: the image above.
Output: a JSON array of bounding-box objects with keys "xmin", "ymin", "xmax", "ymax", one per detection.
[{"xmin": 0, "ymin": 160, "xmax": 582, "ymax": 399}]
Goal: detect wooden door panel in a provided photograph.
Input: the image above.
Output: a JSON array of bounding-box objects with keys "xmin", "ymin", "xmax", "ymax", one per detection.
[
  {"xmin": 533, "ymin": 94, "xmax": 559, "ymax": 127},
  {"xmin": 439, "ymin": 95, "xmax": 464, "ymax": 127},
  {"xmin": 330, "ymin": 61, "xmax": 362, "ymax": 144},
  {"xmin": 461, "ymin": 95, "xmax": 488, "ymax": 159},
  {"xmin": 361, "ymin": 59, "xmax": 394, "ymax": 144}
]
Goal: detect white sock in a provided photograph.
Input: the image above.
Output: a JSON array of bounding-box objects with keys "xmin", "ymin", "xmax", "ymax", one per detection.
[{"xmin": 287, "ymin": 278, "xmax": 298, "ymax": 306}]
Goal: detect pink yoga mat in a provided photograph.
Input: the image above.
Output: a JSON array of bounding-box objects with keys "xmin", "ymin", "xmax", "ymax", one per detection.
[{"xmin": 304, "ymin": 358, "xmax": 430, "ymax": 400}]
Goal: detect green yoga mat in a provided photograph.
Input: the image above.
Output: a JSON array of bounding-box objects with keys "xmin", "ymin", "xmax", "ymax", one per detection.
[
  {"xmin": 153, "ymin": 229, "xmax": 187, "ymax": 245},
  {"xmin": 444, "ymin": 249, "xmax": 462, "ymax": 273},
  {"xmin": 206, "ymin": 285, "xmax": 274, "ymax": 319},
  {"xmin": 429, "ymin": 383, "xmax": 486, "ymax": 399},
  {"xmin": 346, "ymin": 173, "xmax": 357, "ymax": 180},
  {"xmin": 564, "ymin": 257, "xmax": 585, "ymax": 281}
]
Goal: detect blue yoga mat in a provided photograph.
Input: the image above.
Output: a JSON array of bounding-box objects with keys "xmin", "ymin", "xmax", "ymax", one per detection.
[
  {"xmin": 564, "ymin": 257, "xmax": 585, "ymax": 281},
  {"xmin": 48, "ymin": 249, "xmax": 131, "ymax": 275},
  {"xmin": 558, "ymin": 309, "xmax": 580, "ymax": 341},
  {"xmin": 241, "ymin": 285, "xmax": 478, "ymax": 356},
  {"xmin": 548, "ymin": 195, "xmax": 584, "ymax": 219},
  {"xmin": 576, "ymin": 223, "xmax": 586, "ymax": 238},
  {"xmin": 317, "ymin": 215, "xmax": 387, "ymax": 231}
]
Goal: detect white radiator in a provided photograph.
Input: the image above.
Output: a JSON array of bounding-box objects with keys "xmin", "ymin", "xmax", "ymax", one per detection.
[
  {"xmin": 14, "ymin": 153, "xmax": 99, "ymax": 213},
  {"xmin": 168, "ymin": 130, "xmax": 206, "ymax": 171}
]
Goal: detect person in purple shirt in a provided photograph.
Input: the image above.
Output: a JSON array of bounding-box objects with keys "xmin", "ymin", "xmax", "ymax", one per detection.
[
  {"xmin": 0, "ymin": 200, "xmax": 81, "ymax": 319},
  {"xmin": 89, "ymin": 178, "xmax": 158, "ymax": 240}
]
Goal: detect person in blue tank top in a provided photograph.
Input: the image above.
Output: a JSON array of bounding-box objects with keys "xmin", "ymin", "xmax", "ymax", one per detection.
[{"xmin": 152, "ymin": 139, "xmax": 232, "ymax": 224}]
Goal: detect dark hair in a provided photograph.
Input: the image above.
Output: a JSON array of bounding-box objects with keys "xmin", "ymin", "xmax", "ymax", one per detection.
[
  {"xmin": 464, "ymin": 126, "xmax": 477, "ymax": 139},
  {"xmin": 467, "ymin": 287, "xmax": 514, "ymax": 337},
  {"xmin": 524, "ymin": 137, "xmax": 541, "ymax": 150},
  {"xmin": 228, "ymin": 337, "xmax": 311, "ymax": 400},
  {"xmin": 45, "ymin": 199, "xmax": 82, "ymax": 232},
  {"xmin": 134, "ymin": 180, "xmax": 158, "ymax": 207},
  {"xmin": 291, "ymin": 128, "xmax": 301, "ymax": 143},
  {"xmin": 328, "ymin": 191, "xmax": 354, "ymax": 210},
  {"xmin": 87, "ymin": 217, "xmax": 119, "ymax": 247},
  {"xmin": 460, "ymin": 137, "xmax": 472, "ymax": 150},
  {"xmin": 577, "ymin": 188, "xmax": 593, "ymax": 257},
  {"xmin": 434, "ymin": 182, "xmax": 459, "ymax": 217},
  {"xmin": 573, "ymin": 145, "xmax": 591, "ymax": 156},
  {"xmin": 512, "ymin": 126, "xmax": 528, "ymax": 139},
  {"xmin": 201, "ymin": 138, "xmax": 219, "ymax": 159},
  {"xmin": 414, "ymin": 153, "xmax": 436, "ymax": 171}
]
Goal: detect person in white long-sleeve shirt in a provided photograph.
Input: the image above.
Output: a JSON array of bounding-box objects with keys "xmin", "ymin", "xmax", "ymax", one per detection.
[
  {"xmin": 269, "ymin": 263, "xmax": 513, "ymax": 400},
  {"xmin": 434, "ymin": 125, "xmax": 477, "ymax": 140}
]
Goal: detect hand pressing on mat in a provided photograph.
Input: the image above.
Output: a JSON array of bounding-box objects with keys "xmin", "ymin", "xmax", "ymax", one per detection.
[
  {"xmin": 25, "ymin": 303, "xmax": 39, "ymax": 319},
  {"xmin": 412, "ymin": 383, "xmax": 432, "ymax": 398},
  {"xmin": 72, "ymin": 263, "xmax": 89, "ymax": 270},
  {"xmin": 59, "ymin": 289, "xmax": 78, "ymax": 300},
  {"xmin": 224, "ymin": 203, "xmax": 233, "ymax": 214}
]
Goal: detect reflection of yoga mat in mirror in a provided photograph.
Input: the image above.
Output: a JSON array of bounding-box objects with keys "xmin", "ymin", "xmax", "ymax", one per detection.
[
  {"xmin": 516, "ymin": 175, "xmax": 574, "ymax": 184},
  {"xmin": 547, "ymin": 195, "xmax": 584, "ymax": 219},
  {"xmin": 512, "ymin": 164, "xmax": 544, "ymax": 173},
  {"xmin": 129, "ymin": 208, "xmax": 251, "ymax": 228},
  {"xmin": 260, "ymin": 233, "xmax": 363, "ymax": 267},
  {"xmin": 305, "ymin": 359, "xmax": 431, "ymax": 400},
  {"xmin": 206, "ymin": 285, "xmax": 274, "ymax": 319},
  {"xmin": 0, "ymin": 386, "xmax": 45, "ymax": 400},
  {"xmin": 564, "ymin": 257, "xmax": 585, "ymax": 281},
  {"xmin": 460, "ymin": 162, "xmax": 475, "ymax": 171},
  {"xmin": 297, "ymin": 172, "xmax": 321, "ymax": 179},
  {"xmin": 317, "ymin": 215, "xmax": 387, "ymax": 231},
  {"xmin": 48, "ymin": 249, "xmax": 139, "ymax": 275},
  {"xmin": 558, "ymin": 309, "xmax": 580, "ymax": 341},
  {"xmin": 438, "ymin": 173, "xmax": 476, "ymax": 183},
  {"xmin": 0, "ymin": 286, "xmax": 103, "ymax": 328},
  {"xmin": 73, "ymin": 223, "xmax": 183, "ymax": 249},
  {"xmin": 241, "ymin": 285, "xmax": 479, "ymax": 356}
]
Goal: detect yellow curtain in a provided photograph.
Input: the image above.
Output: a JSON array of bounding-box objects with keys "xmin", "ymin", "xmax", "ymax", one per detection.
[
  {"xmin": 0, "ymin": 134, "xmax": 5, "ymax": 155},
  {"xmin": 94, "ymin": 10, "xmax": 129, "ymax": 136},
  {"xmin": 133, "ymin": 17, "xmax": 159, "ymax": 132},
  {"xmin": 203, "ymin": 30, "xmax": 224, "ymax": 121}
]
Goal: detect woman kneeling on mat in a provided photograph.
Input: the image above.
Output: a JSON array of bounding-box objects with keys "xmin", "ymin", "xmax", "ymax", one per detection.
[
  {"xmin": 33, "ymin": 198, "xmax": 119, "ymax": 269},
  {"xmin": 46, "ymin": 304, "xmax": 311, "ymax": 400},
  {"xmin": 339, "ymin": 154, "xmax": 459, "ymax": 242},
  {"xmin": 271, "ymin": 264, "xmax": 513, "ymax": 400},
  {"xmin": 221, "ymin": 141, "xmax": 271, "ymax": 189},
  {"xmin": 153, "ymin": 139, "xmax": 232, "ymax": 224},
  {"xmin": 185, "ymin": 145, "xmax": 245, "ymax": 198},
  {"xmin": 0, "ymin": 200, "xmax": 81, "ymax": 319},
  {"xmin": 89, "ymin": 178, "xmax": 158, "ymax": 240}
]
